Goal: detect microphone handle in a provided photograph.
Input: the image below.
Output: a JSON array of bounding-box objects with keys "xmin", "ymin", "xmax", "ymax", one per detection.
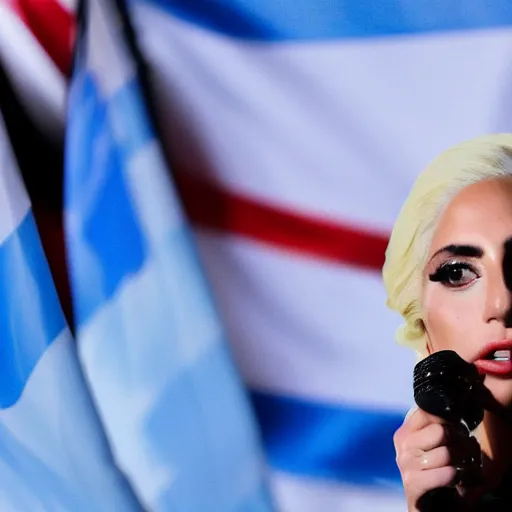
[{"xmin": 416, "ymin": 487, "xmax": 465, "ymax": 512}]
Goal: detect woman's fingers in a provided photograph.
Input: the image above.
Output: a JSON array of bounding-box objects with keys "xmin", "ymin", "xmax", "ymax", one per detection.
[
  {"xmin": 405, "ymin": 466, "xmax": 460, "ymax": 511},
  {"xmin": 396, "ymin": 440, "xmax": 451, "ymax": 474},
  {"xmin": 402, "ymin": 465, "xmax": 458, "ymax": 492},
  {"xmin": 400, "ymin": 422, "xmax": 448, "ymax": 453},
  {"xmin": 417, "ymin": 446, "xmax": 452, "ymax": 470},
  {"xmin": 393, "ymin": 408, "xmax": 481, "ymax": 510},
  {"xmin": 394, "ymin": 409, "xmax": 444, "ymax": 455},
  {"xmin": 400, "ymin": 462, "xmax": 459, "ymax": 511},
  {"xmin": 403, "ymin": 408, "xmax": 444, "ymax": 433}
]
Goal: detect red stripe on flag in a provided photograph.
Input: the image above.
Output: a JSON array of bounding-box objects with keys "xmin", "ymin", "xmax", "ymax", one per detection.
[
  {"xmin": 5, "ymin": 0, "xmax": 28, "ymax": 23},
  {"xmin": 33, "ymin": 173, "xmax": 387, "ymax": 330},
  {"xmin": 2, "ymin": 0, "xmax": 388, "ymax": 272},
  {"xmin": 9, "ymin": 0, "xmax": 75, "ymax": 75},
  {"xmin": 176, "ymin": 174, "xmax": 389, "ymax": 272}
]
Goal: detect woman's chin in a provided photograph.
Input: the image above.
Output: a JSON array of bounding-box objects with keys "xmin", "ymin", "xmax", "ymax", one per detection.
[{"xmin": 485, "ymin": 378, "xmax": 512, "ymax": 409}]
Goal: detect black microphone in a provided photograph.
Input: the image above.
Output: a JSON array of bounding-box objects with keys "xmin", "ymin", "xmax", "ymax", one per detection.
[{"xmin": 413, "ymin": 350, "xmax": 485, "ymax": 511}]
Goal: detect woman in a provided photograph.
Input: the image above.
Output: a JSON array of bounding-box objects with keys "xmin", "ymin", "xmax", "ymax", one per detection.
[{"xmin": 383, "ymin": 134, "xmax": 512, "ymax": 511}]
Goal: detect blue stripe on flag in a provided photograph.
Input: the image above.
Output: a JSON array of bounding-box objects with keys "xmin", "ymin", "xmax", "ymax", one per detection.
[
  {"xmin": 134, "ymin": 0, "xmax": 512, "ymax": 41},
  {"xmin": 0, "ymin": 212, "xmax": 66, "ymax": 408},
  {"xmin": 66, "ymin": 73, "xmax": 149, "ymax": 325},
  {"xmin": 251, "ymin": 391, "xmax": 404, "ymax": 486}
]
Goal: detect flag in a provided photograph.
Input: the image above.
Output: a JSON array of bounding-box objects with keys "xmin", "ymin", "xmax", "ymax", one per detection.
[
  {"xmin": 5, "ymin": 0, "xmax": 512, "ymax": 510},
  {"xmin": 0, "ymin": 100, "xmax": 142, "ymax": 510},
  {"xmin": 64, "ymin": 0, "xmax": 274, "ymax": 510},
  {"xmin": 126, "ymin": 0, "xmax": 512, "ymax": 510},
  {"xmin": 0, "ymin": 0, "xmax": 71, "ymax": 141}
]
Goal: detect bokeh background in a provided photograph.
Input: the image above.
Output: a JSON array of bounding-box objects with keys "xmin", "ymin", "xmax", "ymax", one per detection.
[{"xmin": 1, "ymin": 0, "xmax": 512, "ymax": 511}]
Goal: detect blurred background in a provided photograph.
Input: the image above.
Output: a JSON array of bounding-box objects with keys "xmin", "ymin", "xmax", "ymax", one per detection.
[{"xmin": 1, "ymin": 0, "xmax": 512, "ymax": 511}]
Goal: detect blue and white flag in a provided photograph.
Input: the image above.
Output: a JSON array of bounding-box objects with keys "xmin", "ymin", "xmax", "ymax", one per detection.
[
  {"xmin": 64, "ymin": 0, "xmax": 273, "ymax": 510},
  {"xmin": 0, "ymin": 107, "xmax": 141, "ymax": 510}
]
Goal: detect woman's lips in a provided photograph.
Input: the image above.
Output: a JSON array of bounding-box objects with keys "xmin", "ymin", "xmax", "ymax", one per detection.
[
  {"xmin": 474, "ymin": 358, "xmax": 512, "ymax": 377},
  {"xmin": 473, "ymin": 340, "xmax": 512, "ymax": 377}
]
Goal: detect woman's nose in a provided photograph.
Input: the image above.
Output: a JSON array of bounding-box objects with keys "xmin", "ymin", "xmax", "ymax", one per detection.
[
  {"xmin": 485, "ymin": 268, "xmax": 512, "ymax": 327},
  {"xmin": 485, "ymin": 293, "xmax": 512, "ymax": 325}
]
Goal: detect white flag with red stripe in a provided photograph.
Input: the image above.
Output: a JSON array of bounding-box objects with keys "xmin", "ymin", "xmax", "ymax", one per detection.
[{"xmin": 127, "ymin": 1, "xmax": 512, "ymax": 510}]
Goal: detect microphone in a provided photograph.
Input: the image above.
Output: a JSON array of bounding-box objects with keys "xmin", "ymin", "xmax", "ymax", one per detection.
[{"xmin": 413, "ymin": 350, "xmax": 485, "ymax": 511}]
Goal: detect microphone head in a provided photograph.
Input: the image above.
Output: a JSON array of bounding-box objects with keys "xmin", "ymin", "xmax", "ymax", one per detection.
[{"xmin": 413, "ymin": 350, "xmax": 485, "ymax": 431}]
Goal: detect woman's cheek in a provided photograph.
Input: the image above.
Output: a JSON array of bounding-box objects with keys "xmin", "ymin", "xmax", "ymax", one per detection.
[{"xmin": 423, "ymin": 289, "xmax": 479, "ymax": 355}]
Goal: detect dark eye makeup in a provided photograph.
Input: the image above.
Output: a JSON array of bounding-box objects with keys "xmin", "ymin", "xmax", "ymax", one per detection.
[{"xmin": 429, "ymin": 261, "xmax": 480, "ymax": 288}]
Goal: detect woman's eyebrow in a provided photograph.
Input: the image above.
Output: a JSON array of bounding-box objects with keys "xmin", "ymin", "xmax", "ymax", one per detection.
[{"xmin": 430, "ymin": 244, "xmax": 484, "ymax": 261}]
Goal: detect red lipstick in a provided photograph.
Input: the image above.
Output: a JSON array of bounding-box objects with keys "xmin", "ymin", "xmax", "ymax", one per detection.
[{"xmin": 474, "ymin": 340, "xmax": 512, "ymax": 377}]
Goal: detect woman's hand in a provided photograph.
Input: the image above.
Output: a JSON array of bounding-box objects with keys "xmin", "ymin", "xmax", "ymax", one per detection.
[{"xmin": 394, "ymin": 407, "xmax": 472, "ymax": 511}]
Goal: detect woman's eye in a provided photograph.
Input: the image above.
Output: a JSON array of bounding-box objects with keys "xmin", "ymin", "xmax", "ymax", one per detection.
[{"xmin": 429, "ymin": 263, "xmax": 478, "ymax": 288}]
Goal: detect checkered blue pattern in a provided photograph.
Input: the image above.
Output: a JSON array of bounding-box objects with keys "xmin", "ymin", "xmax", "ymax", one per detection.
[
  {"xmin": 0, "ymin": 109, "xmax": 142, "ymax": 509},
  {"xmin": 64, "ymin": 1, "xmax": 273, "ymax": 511}
]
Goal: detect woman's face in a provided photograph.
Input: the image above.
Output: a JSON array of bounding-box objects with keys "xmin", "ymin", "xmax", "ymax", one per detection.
[{"xmin": 422, "ymin": 176, "xmax": 512, "ymax": 406}]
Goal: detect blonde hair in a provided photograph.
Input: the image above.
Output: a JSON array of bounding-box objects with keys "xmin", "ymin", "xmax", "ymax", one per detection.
[{"xmin": 383, "ymin": 134, "xmax": 512, "ymax": 358}]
